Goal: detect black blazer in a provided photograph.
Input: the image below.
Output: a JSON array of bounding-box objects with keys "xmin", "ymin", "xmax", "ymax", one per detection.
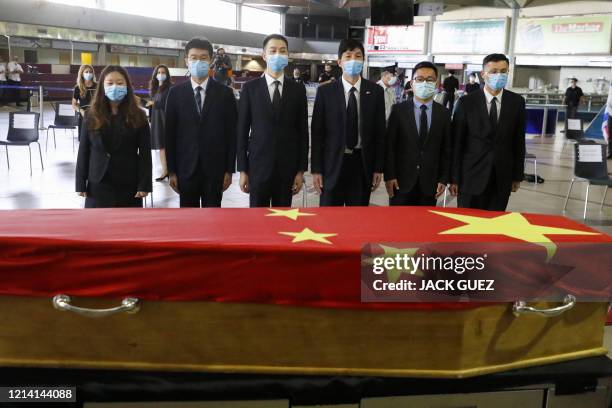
[
  {"xmin": 451, "ymin": 89, "xmax": 526, "ymax": 195},
  {"xmin": 385, "ymin": 99, "xmax": 452, "ymax": 195},
  {"xmin": 311, "ymin": 78, "xmax": 386, "ymax": 190},
  {"xmin": 237, "ymin": 76, "xmax": 309, "ymax": 183},
  {"xmin": 76, "ymin": 115, "xmax": 152, "ymax": 193},
  {"xmin": 165, "ymin": 79, "xmax": 237, "ymax": 182}
]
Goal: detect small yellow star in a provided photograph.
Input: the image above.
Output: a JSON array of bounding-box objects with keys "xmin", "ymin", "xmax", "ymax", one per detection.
[
  {"xmin": 279, "ymin": 228, "xmax": 337, "ymax": 244},
  {"xmin": 380, "ymin": 245, "xmax": 423, "ymax": 282},
  {"xmin": 266, "ymin": 208, "xmax": 316, "ymax": 221},
  {"xmin": 431, "ymin": 210, "xmax": 599, "ymax": 261}
]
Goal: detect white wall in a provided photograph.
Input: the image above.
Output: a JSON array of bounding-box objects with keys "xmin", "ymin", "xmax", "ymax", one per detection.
[{"xmin": 520, "ymin": 1, "xmax": 612, "ymax": 17}]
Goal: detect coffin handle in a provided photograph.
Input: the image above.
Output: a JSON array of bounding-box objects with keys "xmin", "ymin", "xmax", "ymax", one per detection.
[
  {"xmin": 512, "ymin": 295, "xmax": 576, "ymax": 317},
  {"xmin": 52, "ymin": 294, "xmax": 140, "ymax": 318}
]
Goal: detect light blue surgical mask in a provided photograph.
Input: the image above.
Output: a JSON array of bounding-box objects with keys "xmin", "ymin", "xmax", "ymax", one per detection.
[
  {"xmin": 156, "ymin": 73, "xmax": 167, "ymax": 83},
  {"xmin": 104, "ymin": 84, "xmax": 128, "ymax": 102},
  {"xmin": 189, "ymin": 60, "xmax": 210, "ymax": 79},
  {"xmin": 266, "ymin": 54, "xmax": 288, "ymax": 73},
  {"xmin": 83, "ymin": 72, "xmax": 94, "ymax": 81},
  {"xmin": 342, "ymin": 60, "xmax": 363, "ymax": 77},
  {"xmin": 413, "ymin": 81, "xmax": 437, "ymax": 100},
  {"xmin": 486, "ymin": 73, "xmax": 508, "ymax": 91}
]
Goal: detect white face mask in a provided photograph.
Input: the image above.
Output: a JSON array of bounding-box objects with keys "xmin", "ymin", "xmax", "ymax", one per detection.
[
  {"xmin": 387, "ymin": 76, "xmax": 398, "ymax": 86},
  {"xmin": 156, "ymin": 73, "xmax": 167, "ymax": 83}
]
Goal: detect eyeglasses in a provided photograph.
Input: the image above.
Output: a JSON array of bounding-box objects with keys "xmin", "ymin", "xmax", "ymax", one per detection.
[{"xmin": 413, "ymin": 77, "xmax": 437, "ymax": 84}]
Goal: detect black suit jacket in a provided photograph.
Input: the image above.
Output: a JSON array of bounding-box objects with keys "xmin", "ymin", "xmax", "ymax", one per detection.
[
  {"xmin": 451, "ymin": 89, "xmax": 526, "ymax": 195},
  {"xmin": 443, "ymin": 76, "xmax": 459, "ymax": 94},
  {"xmin": 311, "ymin": 78, "xmax": 386, "ymax": 190},
  {"xmin": 237, "ymin": 76, "xmax": 309, "ymax": 183},
  {"xmin": 165, "ymin": 79, "xmax": 237, "ymax": 183},
  {"xmin": 385, "ymin": 99, "xmax": 452, "ymax": 195},
  {"xmin": 76, "ymin": 115, "xmax": 152, "ymax": 193}
]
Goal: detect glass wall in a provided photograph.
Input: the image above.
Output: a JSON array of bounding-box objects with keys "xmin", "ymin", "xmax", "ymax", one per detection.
[
  {"xmin": 105, "ymin": 0, "xmax": 178, "ymax": 21},
  {"xmin": 241, "ymin": 6, "xmax": 282, "ymax": 35},
  {"xmin": 184, "ymin": 0, "xmax": 237, "ymax": 30}
]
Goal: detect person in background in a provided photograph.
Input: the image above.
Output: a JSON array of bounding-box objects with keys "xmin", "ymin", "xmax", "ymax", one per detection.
[
  {"xmin": 311, "ymin": 38, "xmax": 386, "ymax": 207},
  {"xmin": 76, "ymin": 65, "xmax": 152, "ymax": 208},
  {"xmin": 72, "ymin": 65, "xmax": 97, "ymax": 141},
  {"xmin": 237, "ymin": 34, "xmax": 309, "ymax": 208},
  {"xmin": 0, "ymin": 56, "xmax": 6, "ymax": 106},
  {"xmin": 563, "ymin": 77, "xmax": 584, "ymax": 119},
  {"xmin": 385, "ymin": 61, "xmax": 451, "ymax": 206},
  {"xmin": 450, "ymin": 53, "xmax": 526, "ymax": 212},
  {"xmin": 147, "ymin": 64, "xmax": 173, "ymax": 182},
  {"xmin": 292, "ymin": 67, "xmax": 306, "ymax": 85},
  {"xmin": 377, "ymin": 67, "xmax": 398, "ymax": 122},
  {"xmin": 442, "ymin": 70, "xmax": 459, "ymax": 113},
  {"xmin": 165, "ymin": 37, "xmax": 237, "ymax": 208},
  {"xmin": 7, "ymin": 56, "xmax": 24, "ymax": 107},
  {"xmin": 464, "ymin": 73, "xmax": 480, "ymax": 94},
  {"xmin": 212, "ymin": 47, "xmax": 232, "ymax": 86},
  {"xmin": 318, "ymin": 64, "xmax": 335, "ymax": 84}
]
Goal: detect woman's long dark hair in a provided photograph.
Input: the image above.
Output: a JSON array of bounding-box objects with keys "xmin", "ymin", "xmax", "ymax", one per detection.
[
  {"xmin": 88, "ymin": 65, "xmax": 146, "ymax": 130},
  {"xmin": 149, "ymin": 64, "xmax": 172, "ymax": 97}
]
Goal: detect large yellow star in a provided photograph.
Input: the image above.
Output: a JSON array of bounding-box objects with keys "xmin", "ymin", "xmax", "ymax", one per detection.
[
  {"xmin": 266, "ymin": 208, "xmax": 316, "ymax": 221},
  {"xmin": 430, "ymin": 210, "xmax": 600, "ymax": 261},
  {"xmin": 279, "ymin": 228, "xmax": 337, "ymax": 244}
]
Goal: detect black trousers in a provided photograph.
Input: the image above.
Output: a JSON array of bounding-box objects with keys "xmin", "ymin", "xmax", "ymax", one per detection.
[
  {"xmin": 458, "ymin": 169, "xmax": 510, "ymax": 211},
  {"xmin": 443, "ymin": 91, "xmax": 455, "ymax": 113},
  {"xmin": 0, "ymin": 80, "xmax": 5, "ymax": 104},
  {"xmin": 390, "ymin": 180, "xmax": 436, "ymax": 206},
  {"xmin": 178, "ymin": 172, "xmax": 223, "ymax": 208},
  {"xmin": 567, "ymin": 105, "xmax": 578, "ymax": 119},
  {"xmin": 249, "ymin": 170, "xmax": 293, "ymax": 208},
  {"xmin": 7, "ymin": 79, "xmax": 21, "ymax": 105},
  {"xmin": 85, "ymin": 181, "xmax": 142, "ymax": 208},
  {"xmin": 320, "ymin": 151, "xmax": 371, "ymax": 207}
]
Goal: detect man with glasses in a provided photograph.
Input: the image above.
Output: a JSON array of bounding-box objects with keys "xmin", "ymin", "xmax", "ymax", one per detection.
[
  {"xmin": 450, "ymin": 53, "xmax": 526, "ymax": 211},
  {"xmin": 384, "ymin": 61, "xmax": 451, "ymax": 206},
  {"xmin": 165, "ymin": 37, "xmax": 237, "ymax": 208},
  {"xmin": 311, "ymin": 38, "xmax": 386, "ymax": 206}
]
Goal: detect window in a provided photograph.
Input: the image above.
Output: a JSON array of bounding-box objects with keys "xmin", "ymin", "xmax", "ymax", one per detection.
[
  {"xmin": 104, "ymin": 0, "xmax": 178, "ymax": 21},
  {"xmin": 184, "ymin": 0, "xmax": 236, "ymax": 30},
  {"xmin": 241, "ymin": 6, "xmax": 281, "ymax": 35},
  {"xmin": 47, "ymin": 0, "xmax": 97, "ymax": 8}
]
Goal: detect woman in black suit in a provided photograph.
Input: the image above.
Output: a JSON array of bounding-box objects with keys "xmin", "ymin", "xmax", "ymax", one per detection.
[
  {"xmin": 76, "ymin": 65, "xmax": 152, "ymax": 208},
  {"xmin": 146, "ymin": 64, "xmax": 173, "ymax": 181}
]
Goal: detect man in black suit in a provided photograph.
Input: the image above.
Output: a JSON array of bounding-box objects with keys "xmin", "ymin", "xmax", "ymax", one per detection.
[
  {"xmin": 237, "ymin": 34, "xmax": 309, "ymax": 207},
  {"xmin": 311, "ymin": 38, "xmax": 386, "ymax": 207},
  {"xmin": 385, "ymin": 61, "xmax": 451, "ymax": 206},
  {"xmin": 165, "ymin": 37, "xmax": 237, "ymax": 208},
  {"xmin": 450, "ymin": 53, "xmax": 526, "ymax": 211},
  {"xmin": 442, "ymin": 71, "xmax": 459, "ymax": 113}
]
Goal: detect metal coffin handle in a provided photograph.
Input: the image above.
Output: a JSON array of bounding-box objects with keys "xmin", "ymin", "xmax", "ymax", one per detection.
[
  {"xmin": 512, "ymin": 295, "xmax": 576, "ymax": 317},
  {"xmin": 53, "ymin": 294, "xmax": 140, "ymax": 318}
]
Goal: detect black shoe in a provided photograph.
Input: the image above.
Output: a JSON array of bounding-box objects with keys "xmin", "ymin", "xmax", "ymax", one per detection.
[{"xmin": 155, "ymin": 174, "xmax": 169, "ymax": 182}]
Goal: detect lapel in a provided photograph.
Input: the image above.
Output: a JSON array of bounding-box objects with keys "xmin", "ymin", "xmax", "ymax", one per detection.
[
  {"xmin": 403, "ymin": 99, "xmax": 420, "ymax": 145},
  {"xmin": 279, "ymin": 75, "xmax": 290, "ymax": 116},
  {"xmin": 475, "ymin": 90, "xmax": 492, "ymax": 138},
  {"xmin": 335, "ymin": 78, "xmax": 346, "ymax": 126},
  {"xmin": 257, "ymin": 76, "xmax": 274, "ymax": 119},
  {"xmin": 199, "ymin": 78, "xmax": 215, "ymax": 122},
  {"xmin": 359, "ymin": 79, "xmax": 372, "ymax": 125},
  {"xmin": 497, "ymin": 90, "xmax": 512, "ymax": 138},
  {"xmin": 423, "ymin": 101, "xmax": 440, "ymax": 149},
  {"xmin": 184, "ymin": 81, "xmax": 201, "ymax": 123}
]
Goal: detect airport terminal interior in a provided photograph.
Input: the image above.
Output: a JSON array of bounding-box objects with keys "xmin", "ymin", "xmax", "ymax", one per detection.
[{"xmin": 0, "ymin": 0, "xmax": 611, "ymax": 406}]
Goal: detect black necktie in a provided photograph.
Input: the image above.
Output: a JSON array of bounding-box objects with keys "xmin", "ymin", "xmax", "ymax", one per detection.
[
  {"xmin": 489, "ymin": 97, "xmax": 498, "ymax": 136},
  {"xmin": 195, "ymin": 86, "xmax": 203, "ymax": 114},
  {"xmin": 346, "ymin": 87, "xmax": 358, "ymax": 149},
  {"xmin": 419, "ymin": 104, "xmax": 428, "ymax": 145},
  {"xmin": 272, "ymin": 81, "xmax": 281, "ymax": 113}
]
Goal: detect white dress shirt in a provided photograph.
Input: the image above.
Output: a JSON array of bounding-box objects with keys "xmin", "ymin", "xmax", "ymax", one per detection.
[
  {"xmin": 7, "ymin": 61, "xmax": 23, "ymax": 82},
  {"xmin": 264, "ymin": 72, "xmax": 284, "ymax": 102},
  {"xmin": 342, "ymin": 76, "xmax": 362, "ymax": 149},
  {"xmin": 191, "ymin": 77, "xmax": 208, "ymax": 112},
  {"xmin": 484, "ymin": 87, "xmax": 503, "ymax": 121},
  {"xmin": 377, "ymin": 79, "xmax": 396, "ymax": 121},
  {"xmin": 0, "ymin": 64, "xmax": 6, "ymax": 81}
]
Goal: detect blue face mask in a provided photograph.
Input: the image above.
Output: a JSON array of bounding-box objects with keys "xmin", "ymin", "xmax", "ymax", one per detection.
[
  {"xmin": 104, "ymin": 85, "xmax": 128, "ymax": 102},
  {"xmin": 413, "ymin": 81, "xmax": 437, "ymax": 100},
  {"xmin": 83, "ymin": 72, "xmax": 94, "ymax": 81},
  {"xmin": 266, "ymin": 54, "xmax": 288, "ymax": 73},
  {"xmin": 486, "ymin": 73, "xmax": 508, "ymax": 91},
  {"xmin": 342, "ymin": 60, "xmax": 363, "ymax": 77},
  {"xmin": 189, "ymin": 60, "xmax": 210, "ymax": 79},
  {"xmin": 156, "ymin": 74, "xmax": 167, "ymax": 83}
]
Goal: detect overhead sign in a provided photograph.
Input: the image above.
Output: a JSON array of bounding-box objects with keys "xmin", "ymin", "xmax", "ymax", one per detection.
[
  {"xmin": 366, "ymin": 24, "xmax": 426, "ymax": 54},
  {"xmin": 516, "ymin": 15, "xmax": 612, "ymax": 55},
  {"xmin": 432, "ymin": 19, "xmax": 507, "ymax": 54}
]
